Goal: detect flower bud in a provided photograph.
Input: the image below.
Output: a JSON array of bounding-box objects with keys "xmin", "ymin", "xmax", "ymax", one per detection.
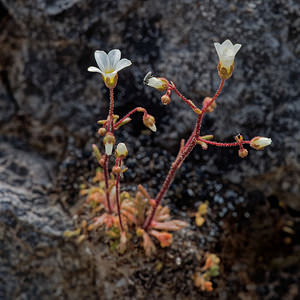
[
  {"xmin": 112, "ymin": 166, "xmax": 122, "ymax": 174},
  {"xmin": 116, "ymin": 143, "xmax": 128, "ymax": 158},
  {"xmin": 202, "ymin": 97, "xmax": 216, "ymax": 113},
  {"xmin": 99, "ymin": 158, "xmax": 105, "ymax": 167},
  {"xmin": 143, "ymin": 114, "xmax": 157, "ymax": 132},
  {"xmin": 161, "ymin": 94, "xmax": 171, "ymax": 105},
  {"xmin": 98, "ymin": 127, "xmax": 107, "ymax": 136},
  {"xmin": 144, "ymin": 71, "xmax": 168, "ymax": 91},
  {"xmin": 238, "ymin": 148, "xmax": 248, "ymax": 158},
  {"xmin": 250, "ymin": 137, "xmax": 272, "ymax": 150},
  {"xmin": 103, "ymin": 132, "xmax": 115, "ymax": 155}
]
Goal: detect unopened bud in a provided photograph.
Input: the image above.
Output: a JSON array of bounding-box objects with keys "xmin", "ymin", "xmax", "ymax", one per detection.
[
  {"xmin": 203, "ymin": 97, "xmax": 216, "ymax": 113},
  {"xmin": 250, "ymin": 137, "xmax": 272, "ymax": 150},
  {"xmin": 115, "ymin": 117, "xmax": 132, "ymax": 129},
  {"xmin": 149, "ymin": 199, "xmax": 156, "ymax": 207},
  {"xmin": 99, "ymin": 158, "xmax": 105, "ymax": 167},
  {"xmin": 200, "ymin": 135, "xmax": 214, "ymax": 141},
  {"xmin": 161, "ymin": 94, "xmax": 171, "ymax": 105},
  {"xmin": 112, "ymin": 166, "xmax": 122, "ymax": 174},
  {"xmin": 144, "ymin": 72, "xmax": 168, "ymax": 91},
  {"xmin": 143, "ymin": 114, "xmax": 157, "ymax": 132},
  {"xmin": 116, "ymin": 143, "xmax": 128, "ymax": 158},
  {"xmin": 98, "ymin": 127, "xmax": 107, "ymax": 136},
  {"xmin": 103, "ymin": 132, "xmax": 115, "ymax": 155},
  {"xmin": 238, "ymin": 148, "xmax": 248, "ymax": 158},
  {"xmin": 196, "ymin": 139, "xmax": 208, "ymax": 150}
]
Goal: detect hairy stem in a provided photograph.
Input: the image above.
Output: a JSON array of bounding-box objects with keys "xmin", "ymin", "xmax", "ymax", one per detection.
[
  {"xmin": 196, "ymin": 138, "xmax": 251, "ymax": 147},
  {"xmin": 115, "ymin": 159, "xmax": 124, "ymax": 232},
  {"xmin": 172, "ymin": 85, "xmax": 201, "ymax": 112},
  {"xmin": 114, "ymin": 107, "xmax": 147, "ymax": 129},
  {"xmin": 109, "ymin": 88, "xmax": 114, "ymax": 132},
  {"xmin": 143, "ymin": 80, "xmax": 225, "ymax": 230},
  {"xmin": 103, "ymin": 155, "xmax": 112, "ymax": 213}
]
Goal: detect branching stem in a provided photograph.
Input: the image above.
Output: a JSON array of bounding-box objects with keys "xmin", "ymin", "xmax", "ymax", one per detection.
[
  {"xmin": 114, "ymin": 107, "xmax": 148, "ymax": 129},
  {"xmin": 196, "ymin": 138, "xmax": 250, "ymax": 147},
  {"xmin": 143, "ymin": 80, "xmax": 225, "ymax": 230}
]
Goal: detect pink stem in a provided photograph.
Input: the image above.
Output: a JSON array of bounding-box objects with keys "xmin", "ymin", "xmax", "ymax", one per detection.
[
  {"xmin": 197, "ymin": 138, "xmax": 251, "ymax": 147},
  {"xmin": 103, "ymin": 155, "xmax": 112, "ymax": 213},
  {"xmin": 114, "ymin": 107, "xmax": 147, "ymax": 129},
  {"xmin": 171, "ymin": 85, "xmax": 201, "ymax": 112},
  {"xmin": 108, "ymin": 88, "xmax": 114, "ymax": 132},
  {"xmin": 115, "ymin": 158, "xmax": 124, "ymax": 232},
  {"xmin": 102, "ymin": 88, "xmax": 115, "ymax": 213},
  {"xmin": 143, "ymin": 80, "xmax": 225, "ymax": 230}
]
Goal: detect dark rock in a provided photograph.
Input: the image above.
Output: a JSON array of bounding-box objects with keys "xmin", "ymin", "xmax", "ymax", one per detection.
[{"xmin": 0, "ymin": 0, "xmax": 300, "ymax": 299}]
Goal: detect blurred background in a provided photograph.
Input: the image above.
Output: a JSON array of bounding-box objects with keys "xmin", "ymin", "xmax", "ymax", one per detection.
[{"xmin": 0, "ymin": 0, "xmax": 299, "ymax": 299}]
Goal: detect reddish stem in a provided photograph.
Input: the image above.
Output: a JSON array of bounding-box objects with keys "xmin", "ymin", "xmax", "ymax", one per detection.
[
  {"xmin": 202, "ymin": 79, "xmax": 225, "ymax": 114},
  {"xmin": 143, "ymin": 137, "xmax": 197, "ymax": 230},
  {"xmin": 114, "ymin": 107, "xmax": 147, "ymax": 129},
  {"xmin": 108, "ymin": 88, "xmax": 114, "ymax": 132},
  {"xmin": 115, "ymin": 158, "xmax": 124, "ymax": 232},
  {"xmin": 143, "ymin": 80, "xmax": 225, "ymax": 230},
  {"xmin": 171, "ymin": 84, "xmax": 201, "ymax": 113},
  {"xmin": 101, "ymin": 88, "xmax": 115, "ymax": 214},
  {"xmin": 196, "ymin": 138, "xmax": 250, "ymax": 147},
  {"xmin": 103, "ymin": 154, "xmax": 112, "ymax": 213}
]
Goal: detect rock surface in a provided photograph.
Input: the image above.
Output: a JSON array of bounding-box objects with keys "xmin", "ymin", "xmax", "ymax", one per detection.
[{"xmin": 0, "ymin": 0, "xmax": 299, "ymax": 299}]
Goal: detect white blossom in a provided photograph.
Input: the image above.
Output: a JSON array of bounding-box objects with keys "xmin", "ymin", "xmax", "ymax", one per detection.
[
  {"xmin": 88, "ymin": 49, "xmax": 132, "ymax": 88},
  {"xmin": 116, "ymin": 143, "xmax": 128, "ymax": 157},
  {"xmin": 250, "ymin": 137, "xmax": 272, "ymax": 150},
  {"xmin": 214, "ymin": 39, "xmax": 241, "ymax": 69},
  {"xmin": 105, "ymin": 143, "xmax": 113, "ymax": 155},
  {"xmin": 144, "ymin": 72, "xmax": 168, "ymax": 91}
]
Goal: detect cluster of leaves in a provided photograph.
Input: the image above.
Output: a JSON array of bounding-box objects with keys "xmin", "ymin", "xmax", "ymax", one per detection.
[
  {"xmin": 194, "ymin": 253, "xmax": 221, "ymax": 292},
  {"xmin": 65, "ymin": 168, "xmax": 187, "ymax": 256}
]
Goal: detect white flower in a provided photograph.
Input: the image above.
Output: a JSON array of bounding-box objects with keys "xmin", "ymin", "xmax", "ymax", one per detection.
[
  {"xmin": 105, "ymin": 143, "xmax": 113, "ymax": 155},
  {"xmin": 103, "ymin": 133, "xmax": 115, "ymax": 155},
  {"xmin": 143, "ymin": 114, "xmax": 157, "ymax": 132},
  {"xmin": 149, "ymin": 123, "xmax": 157, "ymax": 132},
  {"xmin": 116, "ymin": 143, "xmax": 128, "ymax": 157},
  {"xmin": 144, "ymin": 71, "xmax": 168, "ymax": 91},
  {"xmin": 88, "ymin": 49, "xmax": 132, "ymax": 88},
  {"xmin": 250, "ymin": 137, "xmax": 272, "ymax": 150},
  {"xmin": 214, "ymin": 39, "xmax": 241, "ymax": 69}
]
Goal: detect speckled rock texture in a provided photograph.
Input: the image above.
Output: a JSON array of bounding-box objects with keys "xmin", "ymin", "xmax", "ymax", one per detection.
[{"xmin": 0, "ymin": 0, "xmax": 299, "ymax": 299}]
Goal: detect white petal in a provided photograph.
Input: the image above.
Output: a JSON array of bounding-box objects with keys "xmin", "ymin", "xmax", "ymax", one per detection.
[
  {"xmin": 116, "ymin": 143, "xmax": 128, "ymax": 156},
  {"xmin": 87, "ymin": 66, "xmax": 103, "ymax": 74},
  {"xmin": 149, "ymin": 124, "xmax": 157, "ymax": 132},
  {"xmin": 114, "ymin": 58, "xmax": 132, "ymax": 73},
  {"xmin": 105, "ymin": 143, "xmax": 113, "ymax": 155},
  {"xmin": 233, "ymin": 44, "xmax": 242, "ymax": 55},
  {"xmin": 105, "ymin": 70, "xmax": 118, "ymax": 79},
  {"xmin": 147, "ymin": 77, "xmax": 163, "ymax": 89},
  {"xmin": 222, "ymin": 39, "xmax": 233, "ymax": 48},
  {"xmin": 108, "ymin": 49, "xmax": 121, "ymax": 69},
  {"xmin": 95, "ymin": 50, "xmax": 109, "ymax": 72},
  {"xmin": 214, "ymin": 42, "xmax": 222, "ymax": 59},
  {"xmin": 258, "ymin": 137, "xmax": 272, "ymax": 147}
]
